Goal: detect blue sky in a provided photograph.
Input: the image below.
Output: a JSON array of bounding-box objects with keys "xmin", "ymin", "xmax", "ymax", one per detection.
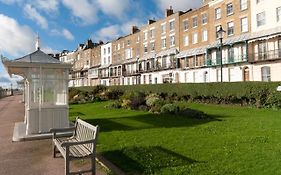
[{"xmin": 0, "ymin": 0, "xmax": 202, "ymax": 88}]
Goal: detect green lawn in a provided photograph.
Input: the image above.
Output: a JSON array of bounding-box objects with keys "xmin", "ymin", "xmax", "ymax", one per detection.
[{"xmin": 70, "ymin": 102, "xmax": 281, "ymax": 175}]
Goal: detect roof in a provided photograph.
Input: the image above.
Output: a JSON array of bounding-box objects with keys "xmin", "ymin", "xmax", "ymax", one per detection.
[
  {"xmin": 157, "ymin": 48, "xmax": 178, "ymax": 57},
  {"xmin": 177, "ymin": 46, "xmax": 207, "ymax": 58},
  {"xmin": 14, "ymin": 49, "xmax": 61, "ymax": 64},
  {"xmin": 249, "ymin": 26, "xmax": 281, "ymax": 42},
  {"xmin": 207, "ymin": 33, "xmax": 251, "ymax": 49}
]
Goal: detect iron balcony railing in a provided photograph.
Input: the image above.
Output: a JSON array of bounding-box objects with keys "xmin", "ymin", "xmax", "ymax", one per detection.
[
  {"xmin": 249, "ymin": 49, "xmax": 281, "ymax": 62},
  {"xmin": 205, "ymin": 54, "xmax": 248, "ymax": 66}
]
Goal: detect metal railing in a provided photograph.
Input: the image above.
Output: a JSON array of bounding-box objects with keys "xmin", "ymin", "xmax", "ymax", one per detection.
[
  {"xmin": 205, "ymin": 55, "xmax": 247, "ymax": 66},
  {"xmin": 249, "ymin": 49, "xmax": 281, "ymax": 62}
]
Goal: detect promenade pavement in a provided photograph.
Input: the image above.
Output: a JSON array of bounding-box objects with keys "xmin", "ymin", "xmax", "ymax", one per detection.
[{"xmin": 0, "ymin": 95, "xmax": 107, "ymax": 175}]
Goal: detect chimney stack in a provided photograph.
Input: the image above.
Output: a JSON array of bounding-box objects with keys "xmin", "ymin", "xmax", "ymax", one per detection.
[
  {"xmin": 166, "ymin": 6, "xmax": 174, "ymax": 17},
  {"xmin": 131, "ymin": 26, "xmax": 139, "ymax": 34},
  {"xmin": 148, "ymin": 19, "xmax": 156, "ymax": 25}
]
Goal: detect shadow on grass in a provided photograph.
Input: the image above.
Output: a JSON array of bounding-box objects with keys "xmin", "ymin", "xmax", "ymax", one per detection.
[
  {"xmin": 102, "ymin": 146, "xmax": 198, "ymax": 174},
  {"xmin": 84, "ymin": 113, "xmax": 223, "ymax": 132},
  {"xmin": 69, "ymin": 111, "xmax": 85, "ymax": 116}
]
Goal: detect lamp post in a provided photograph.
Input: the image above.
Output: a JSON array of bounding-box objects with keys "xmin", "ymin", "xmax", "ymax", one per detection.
[{"xmin": 217, "ymin": 26, "xmax": 226, "ymax": 82}]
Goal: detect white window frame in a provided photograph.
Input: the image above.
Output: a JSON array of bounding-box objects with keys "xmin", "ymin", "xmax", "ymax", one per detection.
[
  {"xmin": 202, "ymin": 29, "xmax": 208, "ymax": 42},
  {"xmin": 226, "ymin": 3, "xmax": 234, "ymax": 16},
  {"xmin": 257, "ymin": 11, "xmax": 266, "ymax": 27},
  {"xmin": 241, "ymin": 17, "xmax": 248, "ymax": 33},
  {"xmin": 215, "ymin": 8, "xmax": 221, "ymax": 20},
  {"xmin": 192, "ymin": 17, "xmax": 198, "ymax": 28},
  {"xmin": 192, "ymin": 32, "xmax": 198, "ymax": 44},
  {"xmin": 227, "ymin": 21, "xmax": 234, "ymax": 36},
  {"xmin": 184, "ymin": 36, "xmax": 189, "ymax": 46},
  {"xmin": 240, "ymin": 0, "xmax": 248, "ymax": 10}
]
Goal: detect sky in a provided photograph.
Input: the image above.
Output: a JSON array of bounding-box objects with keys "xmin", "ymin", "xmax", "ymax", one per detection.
[{"xmin": 0, "ymin": 0, "xmax": 202, "ymax": 88}]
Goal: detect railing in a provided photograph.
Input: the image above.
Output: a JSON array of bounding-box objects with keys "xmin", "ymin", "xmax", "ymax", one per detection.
[
  {"xmin": 249, "ymin": 49, "xmax": 281, "ymax": 62},
  {"xmin": 205, "ymin": 55, "xmax": 247, "ymax": 66}
]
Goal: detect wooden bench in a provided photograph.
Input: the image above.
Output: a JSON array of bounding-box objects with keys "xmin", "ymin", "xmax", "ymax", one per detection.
[{"xmin": 50, "ymin": 117, "xmax": 99, "ymax": 175}]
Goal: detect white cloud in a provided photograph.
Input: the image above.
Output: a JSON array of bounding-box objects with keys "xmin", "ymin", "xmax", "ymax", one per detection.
[
  {"xmin": 41, "ymin": 46, "xmax": 59, "ymax": 54},
  {"xmin": 94, "ymin": 18, "xmax": 144, "ymax": 42},
  {"xmin": 32, "ymin": 0, "xmax": 59, "ymax": 13},
  {"xmin": 97, "ymin": 0, "xmax": 130, "ymax": 19},
  {"xmin": 154, "ymin": 0, "xmax": 202, "ymax": 12},
  {"xmin": 95, "ymin": 25, "xmax": 120, "ymax": 42},
  {"xmin": 24, "ymin": 4, "xmax": 48, "ymax": 29},
  {"xmin": 62, "ymin": 0, "xmax": 98, "ymax": 25},
  {"xmin": 0, "ymin": 14, "xmax": 35, "ymax": 57},
  {"xmin": 51, "ymin": 28, "xmax": 75, "ymax": 41}
]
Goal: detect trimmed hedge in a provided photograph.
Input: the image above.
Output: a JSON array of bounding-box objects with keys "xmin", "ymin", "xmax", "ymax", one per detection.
[{"xmin": 73, "ymin": 82, "xmax": 281, "ymax": 109}]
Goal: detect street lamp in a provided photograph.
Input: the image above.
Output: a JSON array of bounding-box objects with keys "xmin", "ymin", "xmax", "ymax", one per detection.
[{"xmin": 217, "ymin": 26, "xmax": 226, "ymax": 82}]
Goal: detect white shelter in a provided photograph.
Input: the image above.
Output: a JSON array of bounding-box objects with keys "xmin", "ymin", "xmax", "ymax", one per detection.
[{"xmin": 2, "ymin": 48, "xmax": 72, "ymax": 140}]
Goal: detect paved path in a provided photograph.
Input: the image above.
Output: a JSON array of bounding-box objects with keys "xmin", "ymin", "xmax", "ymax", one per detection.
[{"xmin": 0, "ymin": 95, "xmax": 107, "ymax": 175}]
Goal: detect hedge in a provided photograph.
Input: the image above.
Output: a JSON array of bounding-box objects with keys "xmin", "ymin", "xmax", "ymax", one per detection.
[{"xmin": 73, "ymin": 82, "xmax": 281, "ymax": 109}]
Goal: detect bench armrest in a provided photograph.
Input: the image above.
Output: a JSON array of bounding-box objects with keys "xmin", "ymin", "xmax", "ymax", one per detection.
[
  {"xmin": 61, "ymin": 139, "xmax": 96, "ymax": 147},
  {"xmin": 50, "ymin": 127, "xmax": 76, "ymax": 139}
]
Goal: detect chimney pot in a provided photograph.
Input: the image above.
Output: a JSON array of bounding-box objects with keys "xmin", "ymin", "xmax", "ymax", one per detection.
[{"xmin": 166, "ymin": 6, "xmax": 174, "ymax": 17}]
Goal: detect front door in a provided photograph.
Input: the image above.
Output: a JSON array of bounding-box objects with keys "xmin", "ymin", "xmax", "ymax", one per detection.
[{"xmin": 243, "ymin": 67, "xmax": 250, "ymax": 81}]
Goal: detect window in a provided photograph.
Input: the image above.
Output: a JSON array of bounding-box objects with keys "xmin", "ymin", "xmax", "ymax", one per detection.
[
  {"xmin": 151, "ymin": 42, "xmax": 155, "ymax": 51},
  {"xmin": 161, "ymin": 24, "xmax": 166, "ymax": 34},
  {"xmin": 149, "ymin": 75, "xmax": 152, "ymax": 84},
  {"xmin": 227, "ymin": 22, "xmax": 234, "ymax": 36},
  {"xmin": 227, "ymin": 3, "xmax": 234, "ymax": 16},
  {"xmin": 258, "ymin": 42, "xmax": 267, "ymax": 60},
  {"xmin": 278, "ymin": 39, "xmax": 281, "ymax": 57},
  {"xmin": 256, "ymin": 0, "xmax": 264, "ymax": 4},
  {"xmin": 202, "ymin": 13, "xmax": 208, "ymax": 24},
  {"xmin": 240, "ymin": 0, "xmax": 248, "ymax": 10},
  {"xmin": 261, "ymin": 66, "xmax": 271, "ymax": 82},
  {"xmin": 108, "ymin": 47, "xmax": 110, "ymax": 54},
  {"xmin": 162, "ymin": 38, "xmax": 166, "ymax": 48},
  {"xmin": 216, "ymin": 26, "xmax": 221, "ymax": 39},
  {"xmin": 228, "ymin": 47, "xmax": 234, "ymax": 63},
  {"xmin": 108, "ymin": 56, "xmax": 110, "ymax": 64},
  {"xmin": 169, "ymin": 20, "xmax": 175, "ymax": 31},
  {"xmin": 257, "ymin": 12, "xmax": 266, "ymax": 27},
  {"xmin": 192, "ymin": 32, "xmax": 198, "ymax": 44},
  {"xmin": 192, "ymin": 17, "xmax": 198, "ymax": 28},
  {"xmin": 170, "ymin": 35, "xmax": 175, "ymax": 46},
  {"xmin": 277, "ymin": 7, "xmax": 281, "ymax": 22},
  {"xmin": 184, "ymin": 36, "xmax": 189, "ymax": 46},
  {"xmin": 150, "ymin": 29, "xmax": 155, "ymax": 39},
  {"xmin": 183, "ymin": 20, "xmax": 189, "ymax": 31},
  {"xmin": 103, "ymin": 48, "xmax": 106, "ymax": 54},
  {"xmin": 202, "ymin": 30, "xmax": 208, "ymax": 41},
  {"xmin": 241, "ymin": 17, "xmax": 248, "ymax": 33},
  {"xmin": 136, "ymin": 35, "xmax": 140, "ymax": 43},
  {"xmin": 144, "ymin": 44, "xmax": 148, "ymax": 53},
  {"xmin": 127, "ymin": 40, "xmax": 130, "ymax": 46},
  {"xmin": 162, "ymin": 56, "xmax": 167, "ymax": 68},
  {"xmin": 144, "ymin": 31, "xmax": 148, "ymax": 41},
  {"xmin": 215, "ymin": 8, "xmax": 221, "ymax": 19}
]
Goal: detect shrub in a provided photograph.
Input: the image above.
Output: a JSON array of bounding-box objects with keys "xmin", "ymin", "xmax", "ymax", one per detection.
[
  {"xmin": 121, "ymin": 91, "xmax": 146, "ymax": 110},
  {"xmin": 146, "ymin": 93, "xmax": 161, "ymax": 107},
  {"xmin": 160, "ymin": 104, "xmax": 179, "ymax": 114},
  {"xmin": 104, "ymin": 89, "xmax": 124, "ymax": 100},
  {"xmin": 105, "ymin": 101, "xmax": 122, "ymax": 109}
]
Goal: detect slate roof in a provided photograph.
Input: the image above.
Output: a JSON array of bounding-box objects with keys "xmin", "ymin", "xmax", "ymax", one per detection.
[{"xmin": 14, "ymin": 49, "xmax": 61, "ymax": 64}]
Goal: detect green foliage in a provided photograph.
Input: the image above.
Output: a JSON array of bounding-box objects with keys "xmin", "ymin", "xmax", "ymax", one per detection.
[
  {"xmin": 160, "ymin": 103, "xmax": 179, "ymax": 114},
  {"xmin": 107, "ymin": 82, "xmax": 281, "ymax": 109},
  {"xmin": 121, "ymin": 91, "xmax": 146, "ymax": 110}
]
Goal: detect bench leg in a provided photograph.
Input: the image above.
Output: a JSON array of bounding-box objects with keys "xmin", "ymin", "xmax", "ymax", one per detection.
[
  {"xmin": 53, "ymin": 144, "xmax": 56, "ymax": 158},
  {"xmin": 65, "ymin": 157, "xmax": 70, "ymax": 175},
  {"xmin": 91, "ymin": 155, "xmax": 96, "ymax": 175}
]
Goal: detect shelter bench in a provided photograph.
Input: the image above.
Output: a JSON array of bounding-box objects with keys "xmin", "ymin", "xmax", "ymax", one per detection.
[{"xmin": 50, "ymin": 117, "xmax": 99, "ymax": 175}]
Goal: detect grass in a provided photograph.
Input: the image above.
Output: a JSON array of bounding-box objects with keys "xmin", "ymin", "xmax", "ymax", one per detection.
[{"xmin": 70, "ymin": 102, "xmax": 281, "ymax": 175}]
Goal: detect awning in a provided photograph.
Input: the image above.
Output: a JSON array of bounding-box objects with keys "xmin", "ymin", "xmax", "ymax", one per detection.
[
  {"xmin": 98, "ymin": 64, "xmax": 111, "ymax": 69},
  {"xmin": 207, "ymin": 33, "xmax": 251, "ymax": 49},
  {"xmin": 139, "ymin": 53, "xmax": 156, "ymax": 61},
  {"xmin": 157, "ymin": 48, "xmax": 178, "ymax": 57},
  {"xmin": 248, "ymin": 26, "xmax": 281, "ymax": 43},
  {"xmin": 177, "ymin": 46, "xmax": 207, "ymax": 58},
  {"xmin": 124, "ymin": 58, "xmax": 138, "ymax": 64}
]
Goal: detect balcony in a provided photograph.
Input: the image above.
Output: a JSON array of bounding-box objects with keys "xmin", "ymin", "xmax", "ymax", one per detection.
[
  {"xmin": 205, "ymin": 55, "xmax": 247, "ymax": 66},
  {"xmin": 249, "ymin": 49, "xmax": 281, "ymax": 62}
]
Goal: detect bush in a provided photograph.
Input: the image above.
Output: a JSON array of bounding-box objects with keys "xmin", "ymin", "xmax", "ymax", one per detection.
[
  {"xmin": 121, "ymin": 91, "xmax": 146, "ymax": 110},
  {"xmin": 104, "ymin": 89, "xmax": 124, "ymax": 100},
  {"xmin": 160, "ymin": 104, "xmax": 179, "ymax": 114},
  {"xmin": 146, "ymin": 93, "xmax": 161, "ymax": 107},
  {"xmin": 107, "ymin": 82, "xmax": 281, "ymax": 109},
  {"xmin": 105, "ymin": 101, "xmax": 122, "ymax": 109}
]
